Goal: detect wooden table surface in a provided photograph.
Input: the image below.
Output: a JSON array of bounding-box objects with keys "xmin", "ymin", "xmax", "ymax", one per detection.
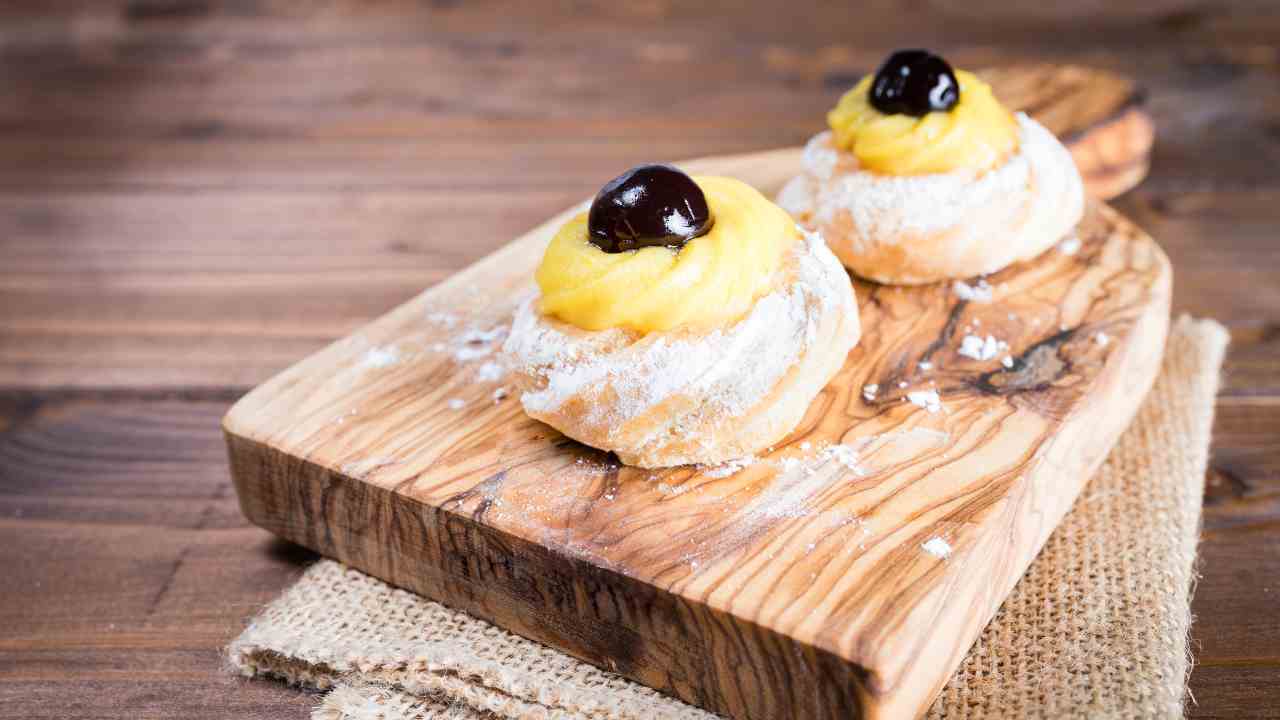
[{"xmin": 0, "ymin": 2, "xmax": 1276, "ymax": 718}]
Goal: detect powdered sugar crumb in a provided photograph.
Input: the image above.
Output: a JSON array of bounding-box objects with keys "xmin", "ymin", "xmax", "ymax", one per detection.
[
  {"xmin": 1095, "ymin": 331, "xmax": 1111, "ymax": 347},
  {"xmin": 907, "ymin": 389, "xmax": 943, "ymax": 414},
  {"xmin": 959, "ymin": 334, "xmax": 1003, "ymax": 361},
  {"xmin": 701, "ymin": 455, "xmax": 758, "ymax": 479},
  {"xmin": 922, "ymin": 536, "xmax": 952, "ymax": 559},
  {"xmin": 656, "ymin": 482, "xmax": 694, "ymax": 497},
  {"xmin": 426, "ymin": 311, "xmax": 458, "ymax": 329},
  {"xmin": 952, "ymin": 279, "xmax": 993, "ymax": 303},
  {"xmin": 862, "ymin": 383, "xmax": 878, "ymax": 401},
  {"xmin": 822, "ymin": 444, "xmax": 863, "ymax": 474},
  {"xmin": 476, "ymin": 360, "xmax": 504, "ymax": 383},
  {"xmin": 361, "ymin": 346, "xmax": 400, "ymax": 369},
  {"xmin": 447, "ymin": 398, "xmax": 465, "ymax": 410},
  {"xmin": 1058, "ymin": 234, "xmax": 1082, "ymax": 255},
  {"xmin": 454, "ymin": 326, "xmax": 507, "ymax": 362}
]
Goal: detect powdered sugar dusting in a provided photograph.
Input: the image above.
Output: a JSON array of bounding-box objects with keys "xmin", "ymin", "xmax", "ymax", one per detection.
[
  {"xmin": 741, "ymin": 459, "xmax": 838, "ymax": 520},
  {"xmin": 702, "ymin": 455, "xmax": 759, "ymax": 478},
  {"xmin": 504, "ymin": 232, "xmax": 853, "ymax": 449},
  {"xmin": 597, "ymin": 427, "xmax": 953, "ymax": 572},
  {"xmin": 779, "ymin": 115, "xmax": 1045, "ymax": 238},
  {"xmin": 509, "ymin": 289, "xmax": 806, "ymax": 425}
]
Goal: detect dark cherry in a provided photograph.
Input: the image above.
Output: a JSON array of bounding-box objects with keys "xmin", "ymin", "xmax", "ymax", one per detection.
[
  {"xmin": 869, "ymin": 49, "xmax": 960, "ymax": 117},
  {"xmin": 587, "ymin": 164, "xmax": 714, "ymax": 253}
]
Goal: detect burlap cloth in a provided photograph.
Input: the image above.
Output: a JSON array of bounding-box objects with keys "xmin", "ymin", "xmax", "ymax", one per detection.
[{"xmin": 230, "ymin": 316, "xmax": 1229, "ymax": 720}]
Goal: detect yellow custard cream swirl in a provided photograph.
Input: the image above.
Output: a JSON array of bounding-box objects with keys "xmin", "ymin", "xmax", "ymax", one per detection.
[
  {"xmin": 828, "ymin": 70, "xmax": 1017, "ymax": 175},
  {"xmin": 535, "ymin": 176, "xmax": 793, "ymax": 333}
]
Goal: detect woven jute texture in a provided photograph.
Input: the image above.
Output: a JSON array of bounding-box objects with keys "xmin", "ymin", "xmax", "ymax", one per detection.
[{"xmin": 230, "ymin": 316, "xmax": 1229, "ymax": 720}]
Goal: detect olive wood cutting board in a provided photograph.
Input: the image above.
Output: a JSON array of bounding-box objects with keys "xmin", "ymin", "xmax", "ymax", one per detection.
[{"xmin": 225, "ymin": 65, "xmax": 1167, "ymax": 720}]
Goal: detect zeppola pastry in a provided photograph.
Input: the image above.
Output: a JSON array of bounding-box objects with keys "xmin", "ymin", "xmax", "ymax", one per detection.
[
  {"xmin": 778, "ymin": 49, "xmax": 1085, "ymax": 285},
  {"xmin": 504, "ymin": 164, "xmax": 861, "ymax": 468}
]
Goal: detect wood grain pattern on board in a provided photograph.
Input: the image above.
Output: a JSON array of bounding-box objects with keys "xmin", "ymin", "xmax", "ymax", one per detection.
[
  {"xmin": 979, "ymin": 65, "xmax": 1154, "ymax": 199},
  {"xmin": 225, "ymin": 140, "xmax": 1171, "ymax": 719}
]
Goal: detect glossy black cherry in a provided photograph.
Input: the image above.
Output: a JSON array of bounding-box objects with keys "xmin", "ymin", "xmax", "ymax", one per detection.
[
  {"xmin": 587, "ymin": 164, "xmax": 713, "ymax": 253},
  {"xmin": 869, "ymin": 49, "xmax": 960, "ymax": 117}
]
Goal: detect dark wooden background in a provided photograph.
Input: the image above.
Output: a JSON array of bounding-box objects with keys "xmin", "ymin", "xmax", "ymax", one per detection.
[{"xmin": 0, "ymin": 2, "xmax": 1276, "ymax": 718}]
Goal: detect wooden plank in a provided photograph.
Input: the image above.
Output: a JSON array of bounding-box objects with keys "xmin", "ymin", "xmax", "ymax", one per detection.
[
  {"xmin": 0, "ymin": 396, "xmax": 316, "ymax": 719},
  {"xmin": 0, "ymin": 2, "xmax": 1275, "ymax": 204},
  {"xmin": 1112, "ymin": 191, "xmax": 1280, "ymax": 325},
  {"xmin": 1186, "ymin": 665, "xmax": 1280, "ymax": 720},
  {"xmin": 1190, "ymin": 361, "xmax": 1280, "ymax": 717},
  {"xmin": 0, "ymin": 189, "xmax": 580, "ymax": 389},
  {"xmin": 2, "ymin": 4, "xmax": 1276, "ymax": 194}
]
